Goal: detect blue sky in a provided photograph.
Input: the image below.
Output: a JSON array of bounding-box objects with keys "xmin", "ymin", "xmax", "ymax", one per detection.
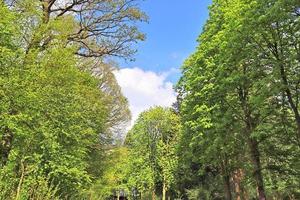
[
  {"xmin": 121, "ymin": 0, "xmax": 212, "ymax": 82},
  {"xmin": 115, "ymin": 0, "xmax": 212, "ymax": 128}
]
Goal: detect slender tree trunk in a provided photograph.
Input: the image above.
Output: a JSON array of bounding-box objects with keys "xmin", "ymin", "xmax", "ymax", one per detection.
[
  {"xmin": 245, "ymin": 114, "xmax": 266, "ymax": 200},
  {"xmin": 248, "ymin": 138, "xmax": 266, "ymax": 200},
  {"xmin": 245, "ymin": 111, "xmax": 266, "ymax": 200},
  {"xmin": 15, "ymin": 160, "xmax": 26, "ymax": 200},
  {"xmin": 162, "ymin": 180, "xmax": 167, "ymax": 200},
  {"xmin": 42, "ymin": 0, "xmax": 51, "ymax": 23},
  {"xmin": 0, "ymin": 127, "xmax": 13, "ymax": 167},
  {"xmin": 152, "ymin": 189, "xmax": 156, "ymax": 200},
  {"xmin": 297, "ymin": 122, "xmax": 300, "ymax": 141},
  {"xmin": 25, "ymin": 0, "xmax": 52, "ymax": 56},
  {"xmin": 273, "ymin": 36, "xmax": 300, "ymax": 139},
  {"xmin": 279, "ymin": 63, "xmax": 300, "ymax": 139},
  {"xmin": 221, "ymin": 158, "xmax": 232, "ymax": 200},
  {"xmin": 239, "ymin": 85, "xmax": 267, "ymax": 200},
  {"xmin": 224, "ymin": 174, "xmax": 232, "ymax": 200}
]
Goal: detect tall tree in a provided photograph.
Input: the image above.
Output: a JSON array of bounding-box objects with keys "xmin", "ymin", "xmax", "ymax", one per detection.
[
  {"xmin": 125, "ymin": 107, "xmax": 181, "ymax": 200},
  {"xmin": 5, "ymin": 0, "xmax": 147, "ymax": 59},
  {"xmin": 177, "ymin": 0, "xmax": 300, "ymax": 199},
  {"xmin": 0, "ymin": 1, "xmax": 132, "ymax": 198}
]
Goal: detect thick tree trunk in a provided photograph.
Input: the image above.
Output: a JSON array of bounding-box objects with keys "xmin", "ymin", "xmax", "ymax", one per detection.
[
  {"xmin": 233, "ymin": 170, "xmax": 241, "ymax": 200},
  {"xmin": 232, "ymin": 169, "xmax": 248, "ymax": 200}
]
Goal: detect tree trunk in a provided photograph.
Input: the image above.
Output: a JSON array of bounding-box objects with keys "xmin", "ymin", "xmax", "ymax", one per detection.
[
  {"xmin": 233, "ymin": 169, "xmax": 249, "ymax": 200},
  {"xmin": 0, "ymin": 127, "xmax": 13, "ymax": 167},
  {"xmin": 221, "ymin": 158, "xmax": 232, "ymax": 200},
  {"xmin": 224, "ymin": 174, "xmax": 232, "ymax": 200},
  {"xmin": 233, "ymin": 170, "xmax": 242, "ymax": 200},
  {"xmin": 279, "ymin": 63, "xmax": 300, "ymax": 139},
  {"xmin": 239, "ymin": 85, "xmax": 267, "ymax": 200},
  {"xmin": 25, "ymin": 0, "xmax": 52, "ymax": 56},
  {"xmin": 162, "ymin": 180, "xmax": 167, "ymax": 200},
  {"xmin": 152, "ymin": 189, "xmax": 156, "ymax": 200},
  {"xmin": 42, "ymin": 0, "xmax": 51, "ymax": 23},
  {"xmin": 245, "ymin": 114, "xmax": 266, "ymax": 200},
  {"xmin": 248, "ymin": 138, "xmax": 266, "ymax": 200},
  {"xmin": 15, "ymin": 160, "xmax": 26, "ymax": 200},
  {"xmin": 243, "ymin": 190, "xmax": 249, "ymax": 200}
]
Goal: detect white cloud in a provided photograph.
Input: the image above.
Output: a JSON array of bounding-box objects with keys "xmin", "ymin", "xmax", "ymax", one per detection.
[{"xmin": 114, "ymin": 67, "xmax": 177, "ymax": 129}]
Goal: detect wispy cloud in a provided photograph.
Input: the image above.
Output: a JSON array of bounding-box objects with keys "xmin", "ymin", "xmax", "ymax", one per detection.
[{"xmin": 170, "ymin": 52, "xmax": 180, "ymax": 59}]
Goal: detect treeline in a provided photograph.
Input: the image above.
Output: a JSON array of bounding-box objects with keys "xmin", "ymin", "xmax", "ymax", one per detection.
[
  {"xmin": 0, "ymin": 0, "xmax": 146, "ymax": 199},
  {"xmin": 176, "ymin": 0, "xmax": 300, "ymax": 199},
  {"xmin": 98, "ymin": 107, "xmax": 181, "ymax": 200},
  {"xmin": 115, "ymin": 0, "xmax": 300, "ymax": 200},
  {"xmin": 1, "ymin": 0, "xmax": 300, "ymax": 199}
]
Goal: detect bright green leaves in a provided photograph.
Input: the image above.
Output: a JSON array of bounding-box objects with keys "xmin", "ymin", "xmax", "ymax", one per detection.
[
  {"xmin": 0, "ymin": 0, "xmax": 139, "ymax": 199},
  {"xmin": 125, "ymin": 107, "xmax": 181, "ymax": 198},
  {"xmin": 0, "ymin": 2, "xmax": 109, "ymax": 199},
  {"xmin": 176, "ymin": 0, "xmax": 300, "ymax": 198},
  {"xmin": 0, "ymin": 3, "xmax": 17, "ymax": 47}
]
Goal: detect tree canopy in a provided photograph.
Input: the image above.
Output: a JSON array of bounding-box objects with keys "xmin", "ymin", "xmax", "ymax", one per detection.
[{"xmin": 1, "ymin": 0, "xmax": 299, "ymax": 199}]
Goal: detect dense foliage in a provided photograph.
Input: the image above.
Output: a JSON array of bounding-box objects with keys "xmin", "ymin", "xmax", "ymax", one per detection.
[
  {"xmin": 176, "ymin": 0, "xmax": 300, "ymax": 199},
  {"xmin": 125, "ymin": 107, "xmax": 181, "ymax": 200},
  {"xmin": 121, "ymin": 0, "xmax": 300, "ymax": 199},
  {"xmin": 0, "ymin": 0, "xmax": 144, "ymax": 199},
  {"xmin": 1, "ymin": 0, "xmax": 299, "ymax": 199}
]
